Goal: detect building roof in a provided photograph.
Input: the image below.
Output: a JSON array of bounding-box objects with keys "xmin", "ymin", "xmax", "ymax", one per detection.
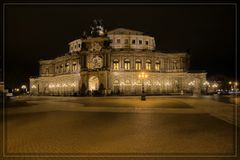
[{"xmin": 107, "ymin": 28, "xmax": 144, "ymax": 35}]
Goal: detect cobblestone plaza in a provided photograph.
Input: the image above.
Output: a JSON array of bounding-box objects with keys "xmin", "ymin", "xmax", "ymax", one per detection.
[{"xmin": 5, "ymin": 96, "xmax": 238, "ymax": 156}]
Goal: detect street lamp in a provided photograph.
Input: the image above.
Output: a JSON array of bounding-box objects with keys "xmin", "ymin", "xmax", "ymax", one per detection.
[
  {"xmin": 234, "ymin": 82, "xmax": 238, "ymax": 87},
  {"xmin": 228, "ymin": 81, "xmax": 233, "ymax": 92},
  {"xmin": 138, "ymin": 72, "xmax": 148, "ymax": 101},
  {"xmin": 203, "ymin": 81, "xmax": 210, "ymax": 95},
  {"xmin": 120, "ymin": 82, "xmax": 124, "ymax": 95},
  {"xmin": 233, "ymin": 82, "xmax": 238, "ymax": 93},
  {"xmin": 165, "ymin": 81, "xmax": 170, "ymax": 95},
  {"xmin": 188, "ymin": 81, "xmax": 195, "ymax": 95},
  {"xmin": 212, "ymin": 83, "xmax": 218, "ymax": 92},
  {"xmin": 21, "ymin": 85, "xmax": 27, "ymax": 94}
]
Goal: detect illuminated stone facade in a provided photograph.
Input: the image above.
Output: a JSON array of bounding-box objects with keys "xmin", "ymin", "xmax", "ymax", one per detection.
[{"xmin": 30, "ymin": 27, "xmax": 206, "ymax": 96}]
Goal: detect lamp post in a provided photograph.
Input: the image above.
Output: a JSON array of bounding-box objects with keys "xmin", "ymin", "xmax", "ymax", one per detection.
[
  {"xmin": 229, "ymin": 81, "xmax": 232, "ymax": 88},
  {"xmin": 120, "ymin": 82, "xmax": 124, "ymax": 95},
  {"xmin": 21, "ymin": 85, "xmax": 27, "ymax": 94},
  {"xmin": 203, "ymin": 81, "xmax": 210, "ymax": 95},
  {"xmin": 234, "ymin": 82, "xmax": 238, "ymax": 92},
  {"xmin": 228, "ymin": 81, "xmax": 233, "ymax": 93},
  {"xmin": 165, "ymin": 82, "xmax": 170, "ymax": 95},
  {"xmin": 138, "ymin": 72, "xmax": 148, "ymax": 101},
  {"xmin": 212, "ymin": 83, "xmax": 218, "ymax": 93},
  {"xmin": 188, "ymin": 81, "xmax": 195, "ymax": 95}
]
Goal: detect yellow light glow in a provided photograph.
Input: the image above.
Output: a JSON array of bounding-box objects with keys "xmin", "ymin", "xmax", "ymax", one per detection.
[
  {"xmin": 188, "ymin": 81, "xmax": 195, "ymax": 86},
  {"xmin": 71, "ymin": 83, "xmax": 76, "ymax": 87},
  {"xmin": 21, "ymin": 85, "xmax": 27, "ymax": 89},
  {"xmin": 203, "ymin": 81, "xmax": 210, "ymax": 86},
  {"xmin": 138, "ymin": 72, "xmax": 148, "ymax": 79},
  {"xmin": 120, "ymin": 82, "xmax": 125, "ymax": 85},
  {"xmin": 212, "ymin": 83, "xmax": 218, "ymax": 88},
  {"xmin": 31, "ymin": 85, "xmax": 36, "ymax": 89}
]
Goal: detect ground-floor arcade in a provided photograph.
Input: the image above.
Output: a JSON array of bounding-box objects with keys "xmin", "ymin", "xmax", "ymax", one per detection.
[{"xmin": 29, "ymin": 71, "xmax": 206, "ymax": 96}]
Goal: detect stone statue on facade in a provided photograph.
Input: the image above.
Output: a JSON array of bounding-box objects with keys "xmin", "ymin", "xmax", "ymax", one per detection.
[{"xmin": 90, "ymin": 19, "xmax": 105, "ymax": 37}]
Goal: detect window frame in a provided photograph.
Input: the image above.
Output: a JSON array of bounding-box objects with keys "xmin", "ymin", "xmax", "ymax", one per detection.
[
  {"xmin": 113, "ymin": 59, "xmax": 119, "ymax": 70},
  {"xmin": 155, "ymin": 61, "xmax": 160, "ymax": 71},
  {"xmin": 146, "ymin": 60, "xmax": 151, "ymax": 70},
  {"xmin": 124, "ymin": 59, "xmax": 131, "ymax": 70},
  {"xmin": 135, "ymin": 59, "xmax": 142, "ymax": 70}
]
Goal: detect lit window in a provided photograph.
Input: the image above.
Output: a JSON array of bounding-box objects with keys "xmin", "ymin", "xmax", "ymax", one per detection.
[
  {"xmin": 113, "ymin": 59, "xmax": 119, "ymax": 70},
  {"xmin": 113, "ymin": 79, "xmax": 119, "ymax": 84},
  {"xmin": 132, "ymin": 40, "xmax": 136, "ymax": 44},
  {"xmin": 124, "ymin": 39, "xmax": 128, "ymax": 44},
  {"xmin": 46, "ymin": 67, "xmax": 49, "ymax": 74},
  {"xmin": 146, "ymin": 60, "xmax": 151, "ymax": 70},
  {"xmin": 139, "ymin": 40, "xmax": 142, "ymax": 45},
  {"xmin": 125, "ymin": 80, "xmax": 131, "ymax": 84},
  {"xmin": 145, "ymin": 41, "xmax": 148, "ymax": 45},
  {"xmin": 60, "ymin": 64, "xmax": 64, "ymax": 73},
  {"xmin": 117, "ymin": 39, "xmax": 121, "ymax": 43},
  {"xmin": 135, "ymin": 59, "xmax": 141, "ymax": 70},
  {"xmin": 65, "ymin": 63, "xmax": 70, "ymax": 72},
  {"xmin": 124, "ymin": 59, "xmax": 130, "ymax": 70},
  {"xmin": 72, "ymin": 62, "xmax": 77, "ymax": 71},
  {"xmin": 56, "ymin": 66, "xmax": 58, "ymax": 73},
  {"xmin": 155, "ymin": 61, "xmax": 160, "ymax": 71},
  {"xmin": 173, "ymin": 60, "xmax": 177, "ymax": 69}
]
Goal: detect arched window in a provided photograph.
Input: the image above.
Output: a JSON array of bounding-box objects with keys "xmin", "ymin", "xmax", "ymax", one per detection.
[
  {"xmin": 72, "ymin": 62, "xmax": 77, "ymax": 71},
  {"xmin": 124, "ymin": 59, "xmax": 130, "ymax": 70},
  {"xmin": 113, "ymin": 79, "xmax": 119, "ymax": 84},
  {"xmin": 146, "ymin": 60, "xmax": 151, "ymax": 70},
  {"xmin": 135, "ymin": 59, "xmax": 141, "ymax": 70},
  {"xmin": 65, "ymin": 63, "xmax": 70, "ymax": 72},
  {"xmin": 46, "ymin": 67, "xmax": 49, "ymax": 75},
  {"xmin": 136, "ymin": 80, "xmax": 141, "ymax": 84},
  {"xmin": 125, "ymin": 79, "xmax": 131, "ymax": 84},
  {"xmin": 55, "ymin": 66, "xmax": 59, "ymax": 73},
  {"xmin": 60, "ymin": 64, "xmax": 64, "ymax": 73},
  {"xmin": 155, "ymin": 60, "xmax": 160, "ymax": 71},
  {"xmin": 113, "ymin": 59, "xmax": 119, "ymax": 70},
  {"xmin": 173, "ymin": 60, "xmax": 177, "ymax": 70}
]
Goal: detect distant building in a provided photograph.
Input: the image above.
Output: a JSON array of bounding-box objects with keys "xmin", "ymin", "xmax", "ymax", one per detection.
[{"xmin": 30, "ymin": 22, "xmax": 206, "ymax": 96}]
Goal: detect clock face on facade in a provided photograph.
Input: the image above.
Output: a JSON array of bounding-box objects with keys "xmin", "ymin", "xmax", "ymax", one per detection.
[
  {"xmin": 89, "ymin": 42, "xmax": 102, "ymax": 52},
  {"xmin": 92, "ymin": 55, "xmax": 103, "ymax": 69}
]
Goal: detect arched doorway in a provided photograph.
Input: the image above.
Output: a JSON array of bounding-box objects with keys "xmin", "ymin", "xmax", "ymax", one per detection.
[{"xmin": 88, "ymin": 76, "xmax": 99, "ymax": 91}]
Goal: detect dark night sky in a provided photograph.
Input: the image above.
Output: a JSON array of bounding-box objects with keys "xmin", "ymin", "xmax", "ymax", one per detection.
[{"xmin": 4, "ymin": 4, "xmax": 236, "ymax": 89}]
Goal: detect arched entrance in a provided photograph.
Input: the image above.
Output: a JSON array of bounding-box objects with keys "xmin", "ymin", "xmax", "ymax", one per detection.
[{"xmin": 88, "ymin": 76, "xmax": 99, "ymax": 91}]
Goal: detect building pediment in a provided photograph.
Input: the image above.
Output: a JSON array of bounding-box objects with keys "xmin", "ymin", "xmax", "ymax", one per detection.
[{"xmin": 107, "ymin": 28, "xmax": 144, "ymax": 35}]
